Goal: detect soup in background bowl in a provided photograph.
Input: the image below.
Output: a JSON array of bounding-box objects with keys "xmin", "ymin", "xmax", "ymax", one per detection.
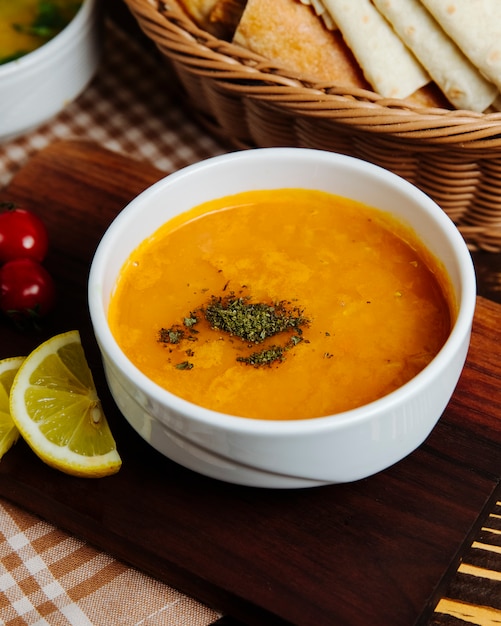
[
  {"xmin": 0, "ymin": 1, "xmax": 82, "ymax": 65},
  {"xmin": 88, "ymin": 148, "xmax": 476, "ymax": 488},
  {"xmin": 0, "ymin": 0, "xmax": 100, "ymax": 142}
]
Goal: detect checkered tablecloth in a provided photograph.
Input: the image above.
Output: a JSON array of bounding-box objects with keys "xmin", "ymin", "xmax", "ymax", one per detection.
[
  {"xmin": 0, "ymin": 19, "xmax": 225, "ymax": 626},
  {"xmin": 0, "ymin": 19, "xmax": 224, "ymax": 190}
]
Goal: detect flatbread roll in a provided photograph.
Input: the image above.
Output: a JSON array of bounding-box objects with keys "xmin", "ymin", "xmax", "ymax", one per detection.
[
  {"xmin": 421, "ymin": 0, "xmax": 501, "ymax": 92},
  {"xmin": 298, "ymin": 0, "xmax": 336, "ymax": 30},
  {"xmin": 373, "ymin": 0, "xmax": 498, "ymax": 112},
  {"xmin": 177, "ymin": 0, "xmax": 449, "ymax": 108},
  {"xmin": 178, "ymin": 0, "xmax": 245, "ymax": 38},
  {"xmin": 233, "ymin": 0, "xmax": 369, "ymax": 87},
  {"xmin": 320, "ymin": 0, "xmax": 429, "ymax": 99},
  {"xmin": 177, "ymin": 0, "xmax": 220, "ymax": 29}
]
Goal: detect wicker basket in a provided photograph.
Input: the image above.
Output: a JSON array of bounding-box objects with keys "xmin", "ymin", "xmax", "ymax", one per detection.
[{"xmin": 123, "ymin": 0, "xmax": 501, "ymax": 251}]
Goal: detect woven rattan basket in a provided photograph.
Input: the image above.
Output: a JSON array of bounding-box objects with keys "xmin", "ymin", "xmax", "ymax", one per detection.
[{"xmin": 123, "ymin": 0, "xmax": 501, "ymax": 251}]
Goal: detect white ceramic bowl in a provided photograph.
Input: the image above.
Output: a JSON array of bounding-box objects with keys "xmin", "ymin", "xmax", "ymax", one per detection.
[
  {"xmin": 0, "ymin": 0, "xmax": 101, "ymax": 142},
  {"xmin": 88, "ymin": 148, "xmax": 476, "ymax": 489}
]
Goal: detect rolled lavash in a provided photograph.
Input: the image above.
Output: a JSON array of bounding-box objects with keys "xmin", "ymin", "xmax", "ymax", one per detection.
[
  {"xmin": 320, "ymin": 0, "xmax": 430, "ymax": 99},
  {"xmin": 231, "ymin": 0, "xmax": 448, "ymax": 107},
  {"xmin": 372, "ymin": 0, "xmax": 498, "ymax": 112},
  {"xmin": 177, "ymin": 0, "xmax": 246, "ymax": 38},
  {"xmin": 233, "ymin": 0, "xmax": 369, "ymax": 86},
  {"xmin": 420, "ymin": 0, "xmax": 501, "ymax": 92},
  {"xmin": 299, "ymin": 0, "xmax": 337, "ymax": 30},
  {"xmin": 177, "ymin": 0, "xmax": 220, "ymax": 31}
]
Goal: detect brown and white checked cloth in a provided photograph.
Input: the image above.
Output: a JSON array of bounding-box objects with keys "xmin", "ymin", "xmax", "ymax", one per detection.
[
  {"xmin": 0, "ymin": 19, "xmax": 225, "ymax": 189},
  {"xmin": 0, "ymin": 19, "xmax": 226, "ymax": 626},
  {"xmin": 0, "ymin": 501, "xmax": 219, "ymax": 626}
]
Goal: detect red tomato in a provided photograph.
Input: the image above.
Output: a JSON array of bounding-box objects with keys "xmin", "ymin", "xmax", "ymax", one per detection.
[
  {"xmin": 0, "ymin": 259, "xmax": 56, "ymax": 321},
  {"xmin": 0, "ymin": 204, "xmax": 49, "ymax": 263}
]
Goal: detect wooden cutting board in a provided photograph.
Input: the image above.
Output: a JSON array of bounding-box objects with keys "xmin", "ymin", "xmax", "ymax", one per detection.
[{"xmin": 1, "ymin": 140, "xmax": 501, "ymax": 626}]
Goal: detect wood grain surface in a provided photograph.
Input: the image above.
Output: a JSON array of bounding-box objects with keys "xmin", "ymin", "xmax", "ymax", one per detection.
[
  {"xmin": 1, "ymin": 140, "xmax": 500, "ymax": 626},
  {"xmin": 429, "ymin": 490, "xmax": 501, "ymax": 625}
]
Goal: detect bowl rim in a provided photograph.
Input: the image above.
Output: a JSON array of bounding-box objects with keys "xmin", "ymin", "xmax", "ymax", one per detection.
[
  {"xmin": 0, "ymin": 0, "xmax": 96, "ymax": 75},
  {"xmin": 88, "ymin": 147, "xmax": 477, "ymax": 435}
]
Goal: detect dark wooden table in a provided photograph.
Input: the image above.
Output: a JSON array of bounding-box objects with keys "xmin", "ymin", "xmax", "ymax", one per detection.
[
  {"xmin": 0, "ymin": 139, "xmax": 499, "ymax": 626},
  {"xmin": 0, "ymin": 4, "xmax": 499, "ymax": 624}
]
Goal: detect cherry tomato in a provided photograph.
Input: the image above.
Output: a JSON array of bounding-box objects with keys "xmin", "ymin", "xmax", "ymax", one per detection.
[
  {"xmin": 0, "ymin": 203, "xmax": 49, "ymax": 263},
  {"xmin": 0, "ymin": 259, "xmax": 56, "ymax": 321}
]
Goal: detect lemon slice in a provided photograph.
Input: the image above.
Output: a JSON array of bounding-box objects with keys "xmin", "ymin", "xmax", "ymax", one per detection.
[
  {"xmin": 0, "ymin": 356, "xmax": 25, "ymax": 460},
  {"xmin": 10, "ymin": 330, "xmax": 121, "ymax": 478}
]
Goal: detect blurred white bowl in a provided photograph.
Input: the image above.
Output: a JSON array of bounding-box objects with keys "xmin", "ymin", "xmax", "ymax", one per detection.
[
  {"xmin": 88, "ymin": 148, "xmax": 476, "ymax": 489},
  {"xmin": 0, "ymin": 0, "xmax": 101, "ymax": 142}
]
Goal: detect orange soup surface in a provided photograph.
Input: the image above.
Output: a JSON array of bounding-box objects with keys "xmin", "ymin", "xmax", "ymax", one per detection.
[{"xmin": 108, "ymin": 189, "xmax": 453, "ymax": 420}]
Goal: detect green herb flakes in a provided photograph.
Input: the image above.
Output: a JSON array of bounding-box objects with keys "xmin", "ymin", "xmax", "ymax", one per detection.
[
  {"xmin": 237, "ymin": 346, "xmax": 286, "ymax": 367},
  {"xmin": 158, "ymin": 291, "xmax": 311, "ymax": 369},
  {"xmin": 158, "ymin": 326, "xmax": 185, "ymax": 345},
  {"xmin": 202, "ymin": 294, "xmax": 308, "ymax": 343},
  {"xmin": 175, "ymin": 361, "xmax": 193, "ymax": 370},
  {"xmin": 158, "ymin": 314, "xmax": 200, "ymax": 345}
]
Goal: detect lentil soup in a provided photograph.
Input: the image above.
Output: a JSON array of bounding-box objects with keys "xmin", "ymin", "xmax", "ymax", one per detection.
[{"xmin": 108, "ymin": 188, "xmax": 453, "ymax": 420}]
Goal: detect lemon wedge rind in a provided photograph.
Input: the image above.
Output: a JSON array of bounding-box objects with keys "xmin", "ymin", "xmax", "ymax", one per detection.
[
  {"xmin": 9, "ymin": 330, "xmax": 121, "ymax": 478},
  {"xmin": 0, "ymin": 356, "xmax": 25, "ymax": 460}
]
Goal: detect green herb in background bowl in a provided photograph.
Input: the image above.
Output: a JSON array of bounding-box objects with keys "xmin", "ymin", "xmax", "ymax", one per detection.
[{"xmin": 0, "ymin": 0, "xmax": 82, "ymax": 65}]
